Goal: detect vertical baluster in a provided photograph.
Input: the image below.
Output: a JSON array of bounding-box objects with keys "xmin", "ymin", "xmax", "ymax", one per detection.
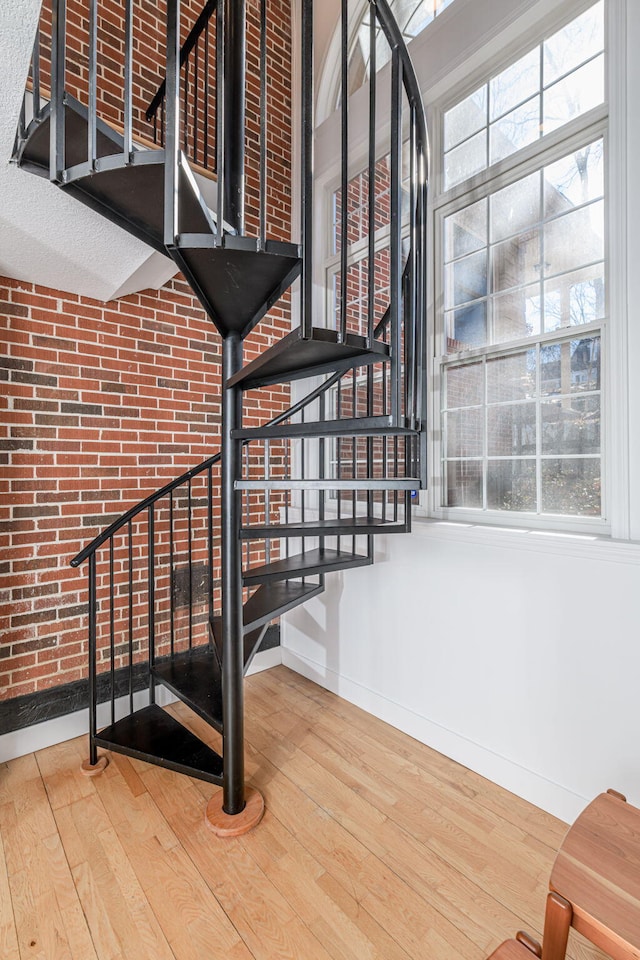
[
  {"xmin": 87, "ymin": 0, "xmax": 97, "ymax": 168},
  {"xmin": 337, "ymin": 379, "xmax": 342, "ymax": 524},
  {"xmin": 164, "ymin": 0, "xmax": 181, "ymax": 247},
  {"xmin": 366, "ymin": 365, "xmax": 374, "ymax": 523},
  {"xmin": 169, "ymin": 490, "xmax": 175, "ymax": 656},
  {"xmin": 50, "ymin": 0, "xmax": 66, "ymax": 182},
  {"xmin": 382, "ymin": 436, "xmax": 387, "ymax": 521},
  {"xmin": 193, "ymin": 42, "xmax": 200, "ymax": 164},
  {"xmin": 285, "ymin": 439, "xmax": 290, "ymax": 558},
  {"xmin": 244, "ymin": 446, "xmax": 250, "ymax": 574},
  {"xmin": 352, "ymin": 370, "xmax": 357, "ymax": 545},
  {"xmin": 203, "ymin": 22, "xmax": 210, "ymax": 168},
  {"xmin": 88, "ymin": 553, "xmax": 98, "ymax": 765},
  {"xmin": 339, "ymin": 0, "xmax": 348, "ymax": 343},
  {"xmin": 188, "ymin": 477, "xmax": 193, "ymax": 650},
  {"xmin": 161, "ymin": 98, "xmax": 165, "ymax": 147},
  {"xmin": 319, "ymin": 393, "xmax": 326, "ymax": 525},
  {"xmin": 123, "ymin": 0, "xmax": 134, "ymax": 160},
  {"xmin": 259, "ymin": 0, "xmax": 267, "ymax": 247},
  {"xmin": 183, "ymin": 57, "xmax": 190, "ymax": 152},
  {"xmin": 109, "ymin": 538, "xmax": 115, "ymax": 726},
  {"xmin": 128, "ymin": 520, "xmax": 134, "ymax": 714},
  {"xmin": 32, "ymin": 28, "xmax": 41, "ymax": 120},
  {"xmin": 216, "ymin": 1, "xmax": 225, "ymax": 238},
  {"xmin": 265, "ymin": 440, "xmax": 271, "ymax": 564},
  {"xmin": 408, "ymin": 109, "xmax": 418, "ymax": 426},
  {"xmin": 207, "ymin": 467, "xmax": 214, "ymax": 626},
  {"xmin": 222, "ymin": 0, "xmax": 246, "ymax": 233},
  {"xmin": 394, "ymin": 436, "xmax": 399, "ymax": 521},
  {"xmin": 147, "ymin": 505, "xmax": 155, "ymax": 703},
  {"xmin": 153, "ymin": 114, "xmax": 158, "ymax": 144},
  {"xmin": 390, "ymin": 48, "xmax": 403, "ymax": 423},
  {"xmin": 301, "ymin": 0, "xmax": 313, "ymax": 338},
  {"xmin": 367, "ymin": 6, "xmax": 376, "ymax": 347}
]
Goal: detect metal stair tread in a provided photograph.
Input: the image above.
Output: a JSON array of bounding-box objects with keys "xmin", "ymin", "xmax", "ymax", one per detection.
[
  {"xmin": 240, "ymin": 516, "xmax": 409, "ymax": 538},
  {"xmin": 94, "ymin": 703, "xmax": 223, "ymax": 784},
  {"xmin": 243, "ymin": 547, "xmax": 371, "ymax": 585},
  {"xmin": 152, "ymin": 647, "xmax": 224, "ymax": 732},
  {"xmin": 227, "ymin": 326, "xmax": 390, "ymax": 390},
  {"xmin": 232, "ymin": 416, "xmax": 416, "ymax": 440},
  {"xmin": 243, "ymin": 580, "xmax": 325, "ymax": 631}
]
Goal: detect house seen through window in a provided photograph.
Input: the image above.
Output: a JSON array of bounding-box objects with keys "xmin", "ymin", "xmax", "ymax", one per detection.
[{"xmin": 437, "ymin": 1, "xmax": 606, "ymax": 522}]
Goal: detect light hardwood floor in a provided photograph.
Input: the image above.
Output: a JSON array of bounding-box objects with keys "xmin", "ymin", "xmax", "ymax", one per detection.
[{"xmin": 0, "ymin": 666, "xmax": 608, "ymax": 960}]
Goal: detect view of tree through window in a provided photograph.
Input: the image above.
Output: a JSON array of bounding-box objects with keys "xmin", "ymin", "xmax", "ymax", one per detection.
[{"xmin": 438, "ymin": 1, "xmax": 606, "ymax": 522}]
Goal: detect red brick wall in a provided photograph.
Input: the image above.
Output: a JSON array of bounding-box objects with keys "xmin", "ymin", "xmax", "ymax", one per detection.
[{"xmin": 1, "ymin": 0, "xmax": 294, "ymax": 702}]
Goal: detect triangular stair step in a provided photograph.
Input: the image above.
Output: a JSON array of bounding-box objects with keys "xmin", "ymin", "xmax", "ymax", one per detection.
[
  {"xmin": 17, "ymin": 94, "xmax": 124, "ymax": 175},
  {"xmin": 152, "ymin": 647, "xmax": 224, "ymax": 733},
  {"xmin": 240, "ymin": 516, "xmax": 409, "ymax": 539},
  {"xmin": 243, "ymin": 580, "xmax": 325, "ymax": 631},
  {"xmin": 227, "ymin": 327, "xmax": 390, "ymax": 390},
  {"xmin": 174, "ymin": 237, "xmax": 301, "ymax": 339},
  {"xmin": 243, "ymin": 547, "xmax": 371, "ymax": 586},
  {"xmin": 209, "ymin": 620, "xmax": 269, "ymax": 674},
  {"xmin": 17, "ymin": 97, "xmax": 214, "ymax": 254},
  {"xmin": 233, "ymin": 416, "xmax": 417, "ymax": 440},
  {"xmin": 94, "ymin": 703, "xmax": 223, "ymax": 785}
]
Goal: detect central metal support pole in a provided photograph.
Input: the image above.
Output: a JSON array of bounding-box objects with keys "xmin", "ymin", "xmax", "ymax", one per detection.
[
  {"xmin": 223, "ymin": 0, "xmax": 246, "ymax": 233},
  {"xmin": 221, "ymin": 332, "xmax": 245, "ymax": 815}
]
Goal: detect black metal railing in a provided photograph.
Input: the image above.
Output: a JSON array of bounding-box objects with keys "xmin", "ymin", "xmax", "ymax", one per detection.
[
  {"xmin": 300, "ymin": 0, "xmax": 429, "ymax": 443},
  {"xmin": 146, "ymin": 0, "xmax": 217, "ymax": 172}
]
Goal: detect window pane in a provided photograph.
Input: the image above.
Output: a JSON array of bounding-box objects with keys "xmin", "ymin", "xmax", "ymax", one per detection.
[
  {"xmin": 544, "ymin": 140, "xmax": 604, "ymax": 214},
  {"xmin": 491, "ymin": 172, "xmax": 540, "ymax": 243},
  {"xmin": 446, "ymin": 302, "xmax": 488, "ymax": 350},
  {"xmin": 540, "ymin": 337, "xmax": 601, "ymax": 395},
  {"xmin": 488, "ymin": 403, "xmax": 536, "ymax": 456},
  {"xmin": 446, "ymin": 250, "xmax": 487, "ymax": 307},
  {"xmin": 544, "ymin": 200, "xmax": 604, "ymax": 278},
  {"xmin": 490, "ymin": 97, "xmax": 541, "ymax": 165},
  {"xmin": 541, "ymin": 396, "xmax": 600, "ymax": 455},
  {"xmin": 444, "ymin": 130, "xmax": 487, "ymax": 189},
  {"xmin": 541, "ymin": 458, "xmax": 601, "ymax": 515},
  {"xmin": 492, "ymin": 230, "xmax": 541, "ymax": 293},
  {"xmin": 445, "ymin": 198, "xmax": 487, "ymax": 260},
  {"xmin": 490, "ymin": 48, "xmax": 540, "ymax": 121},
  {"xmin": 487, "ymin": 460, "xmax": 537, "ymax": 511},
  {"xmin": 543, "ymin": 266, "xmax": 605, "ymax": 331},
  {"xmin": 543, "ymin": 1, "xmax": 604, "ymax": 86},
  {"xmin": 445, "ymin": 460, "xmax": 483, "ymax": 508},
  {"xmin": 445, "ymin": 408, "xmax": 483, "ymax": 457},
  {"xmin": 543, "ymin": 55, "xmax": 604, "ymax": 135},
  {"xmin": 487, "ymin": 351, "xmax": 536, "ymax": 402},
  {"xmin": 444, "ymin": 87, "xmax": 487, "ymax": 152},
  {"xmin": 493, "ymin": 286, "xmax": 542, "ymax": 342},
  {"xmin": 445, "ymin": 362, "xmax": 484, "ymax": 408}
]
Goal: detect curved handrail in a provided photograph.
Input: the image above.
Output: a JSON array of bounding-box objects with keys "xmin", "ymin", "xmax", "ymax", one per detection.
[
  {"xmin": 373, "ymin": 0, "xmax": 429, "ymax": 162},
  {"xmin": 70, "ymin": 365, "xmax": 349, "ymax": 568}
]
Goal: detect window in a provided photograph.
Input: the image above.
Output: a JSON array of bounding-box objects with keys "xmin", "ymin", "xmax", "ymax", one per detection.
[{"xmin": 435, "ymin": 1, "xmax": 607, "ymax": 526}]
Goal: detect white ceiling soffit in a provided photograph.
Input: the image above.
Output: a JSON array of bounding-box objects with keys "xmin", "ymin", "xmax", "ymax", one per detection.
[{"xmin": 0, "ymin": 0, "xmax": 178, "ymax": 302}]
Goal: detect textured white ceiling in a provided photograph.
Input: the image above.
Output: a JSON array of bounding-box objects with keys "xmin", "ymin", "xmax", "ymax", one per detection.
[{"xmin": 0, "ymin": 0, "xmax": 177, "ymax": 302}]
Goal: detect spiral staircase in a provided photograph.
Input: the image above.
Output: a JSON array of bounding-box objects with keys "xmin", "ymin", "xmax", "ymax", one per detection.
[{"xmin": 13, "ymin": 0, "xmax": 428, "ymax": 829}]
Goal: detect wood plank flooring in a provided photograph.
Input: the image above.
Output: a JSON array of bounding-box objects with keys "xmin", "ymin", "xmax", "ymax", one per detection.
[{"xmin": 0, "ymin": 666, "xmax": 608, "ymax": 960}]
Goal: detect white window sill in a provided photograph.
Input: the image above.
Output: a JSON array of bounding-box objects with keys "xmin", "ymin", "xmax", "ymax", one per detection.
[{"xmin": 411, "ymin": 514, "xmax": 640, "ymax": 564}]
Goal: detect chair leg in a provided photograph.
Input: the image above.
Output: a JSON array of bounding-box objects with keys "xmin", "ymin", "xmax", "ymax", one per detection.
[{"xmin": 542, "ymin": 892, "xmax": 572, "ymax": 960}]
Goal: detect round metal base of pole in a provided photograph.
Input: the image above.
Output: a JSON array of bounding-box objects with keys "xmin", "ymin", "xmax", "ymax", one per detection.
[
  {"xmin": 204, "ymin": 787, "xmax": 265, "ymax": 837},
  {"xmin": 80, "ymin": 756, "xmax": 109, "ymax": 777}
]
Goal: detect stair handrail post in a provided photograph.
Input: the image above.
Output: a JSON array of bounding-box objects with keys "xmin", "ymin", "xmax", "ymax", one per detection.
[
  {"xmin": 50, "ymin": 0, "xmax": 66, "ymax": 183},
  {"xmin": 300, "ymin": 0, "xmax": 314, "ymax": 339},
  {"xmin": 221, "ymin": 332, "xmax": 245, "ymax": 816},
  {"xmin": 222, "ymin": 0, "xmax": 246, "ymax": 234},
  {"xmin": 164, "ymin": 0, "xmax": 182, "ymax": 248}
]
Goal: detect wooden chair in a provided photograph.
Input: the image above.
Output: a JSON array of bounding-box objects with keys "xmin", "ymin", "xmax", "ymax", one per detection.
[{"xmin": 488, "ymin": 789, "xmax": 640, "ymax": 960}]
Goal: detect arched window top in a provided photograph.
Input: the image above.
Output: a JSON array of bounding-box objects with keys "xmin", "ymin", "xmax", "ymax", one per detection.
[{"xmin": 317, "ymin": 0, "xmax": 456, "ymax": 123}]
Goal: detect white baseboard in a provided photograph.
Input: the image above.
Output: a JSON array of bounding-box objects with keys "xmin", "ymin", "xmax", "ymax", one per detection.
[
  {"xmin": 0, "ymin": 647, "xmax": 282, "ymax": 764},
  {"xmin": 281, "ymin": 647, "xmax": 586, "ymax": 824}
]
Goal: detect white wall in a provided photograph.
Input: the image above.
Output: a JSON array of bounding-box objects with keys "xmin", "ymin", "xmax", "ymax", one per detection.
[{"xmin": 283, "ymin": 0, "xmax": 640, "ymax": 823}]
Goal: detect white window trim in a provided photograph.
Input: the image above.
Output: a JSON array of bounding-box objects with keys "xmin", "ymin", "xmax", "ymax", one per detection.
[
  {"xmin": 414, "ymin": 0, "xmax": 629, "ymax": 539},
  {"xmin": 311, "ymin": 0, "xmax": 632, "ymax": 547}
]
